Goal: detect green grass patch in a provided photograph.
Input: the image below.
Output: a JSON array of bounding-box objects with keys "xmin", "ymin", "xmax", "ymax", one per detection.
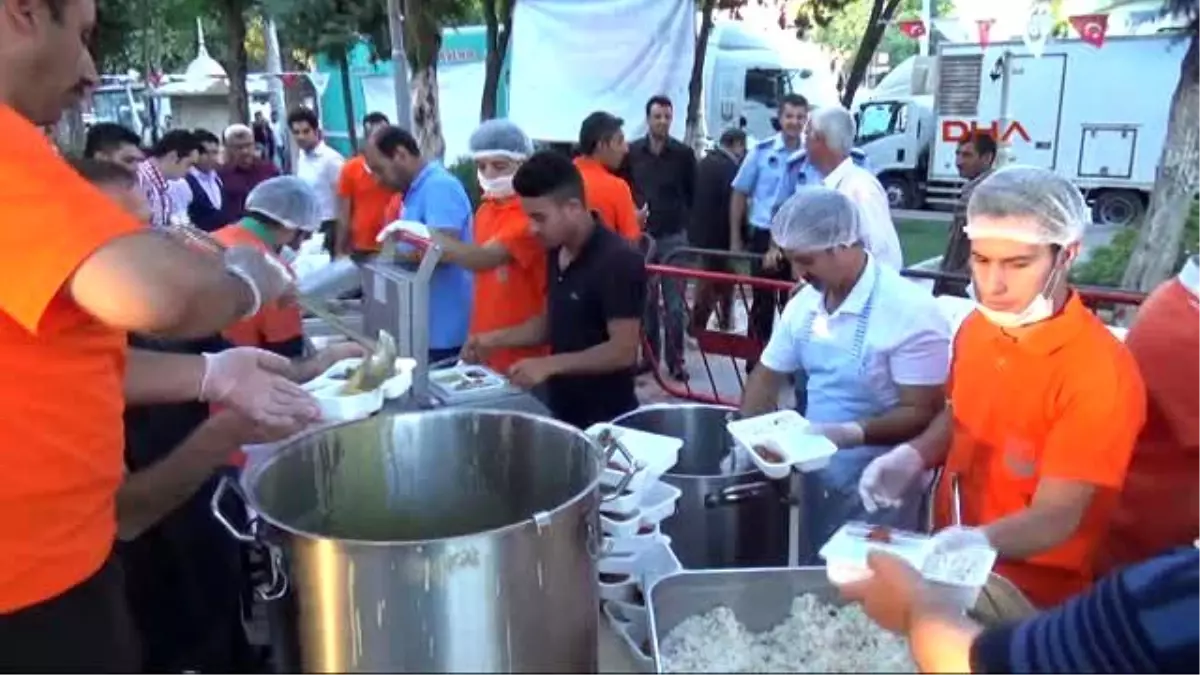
[
  {"xmin": 895, "ymin": 218, "xmax": 949, "ymax": 267},
  {"xmin": 1071, "ymin": 200, "xmax": 1199, "ymax": 287}
]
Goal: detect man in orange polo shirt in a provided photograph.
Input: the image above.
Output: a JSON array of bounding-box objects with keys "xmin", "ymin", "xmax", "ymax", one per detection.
[
  {"xmin": 574, "ymin": 111, "xmax": 641, "ymax": 242},
  {"xmin": 1098, "ymin": 254, "xmax": 1198, "ymax": 574},
  {"xmin": 857, "ymin": 166, "xmax": 1146, "ymax": 608},
  {"xmin": 214, "ymin": 175, "xmax": 322, "ymax": 357},
  {"xmin": 0, "ymin": 1, "xmax": 317, "ymax": 669},
  {"xmin": 435, "ymin": 119, "xmax": 548, "ymax": 373},
  {"xmin": 335, "ymin": 111, "xmax": 393, "ymax": 258}
]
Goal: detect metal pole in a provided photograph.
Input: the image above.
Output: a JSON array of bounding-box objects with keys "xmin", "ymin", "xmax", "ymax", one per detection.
[
  {"xmin": 388, "ymin": 0, "xmax": 413, "ymax": 131},
  {"xmin": 264, "ymin": 15, "xmax": 286, "ymax": 121},
  {"xmin": 919, "ymin": 0, "xmax": 932, "ymax": 57},
  {"xmin": 997, "ymin": 50, "xmax": 1013, "ymax": 166}
]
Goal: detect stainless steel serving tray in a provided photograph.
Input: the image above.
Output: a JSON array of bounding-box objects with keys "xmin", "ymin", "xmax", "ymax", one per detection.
[{"xmin": 646, "ymin": 567, "xmax": 1035, "ymax": 673}]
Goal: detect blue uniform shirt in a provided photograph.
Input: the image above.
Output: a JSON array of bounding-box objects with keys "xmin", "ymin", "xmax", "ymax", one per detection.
[
  {"xmin": 730, "ymin": 134, "xmax": 803, "ymax": 230},
  {"xmin": 399, "ymin": 162, "xmax": 473, "ymax": 351},
  {"xmin": 773, "ymin": 147, "xmax": 871, "ymax": 216}
]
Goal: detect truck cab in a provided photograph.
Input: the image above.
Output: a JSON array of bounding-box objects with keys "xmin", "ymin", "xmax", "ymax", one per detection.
[{"xmin": 855, "ymin": 94, "xmax": 935, "ymax": 209}]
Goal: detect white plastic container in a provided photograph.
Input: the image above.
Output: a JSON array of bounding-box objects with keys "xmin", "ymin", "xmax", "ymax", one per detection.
[
  {"xmin": 598, "ymin": 572, "xmax": 639, "ymax": 603},
  {"xmin": 304, "ymin": 357, "xmax": 418, "ymax": 422},
  {"xmin": 637, "ymin": 481, "xmax": 682, "ymax": 528},
  {"xmin": 605, "ymin": 524, "xmax": 668, "ymax": 556},
  {"xmin": 726, "ymin": 410, "xmax": 836, "ymax": 479},
  {"xmin": 922, "ymin": 546, "xmax": 999, "ymax": 611},
  {"xmin": 599, "ymin": 485, "xmax": 642, "ymax": 516},
  {"xmin": 587, "ymin": 423, "xmax": 683, "ymax": 495},
  {"xmin": 601, "ymin": 509, "xmax": 643, "ymax": 538},
  {"xmin": 819, "ymin": 521, "xmax": 935, "ymax": 585}
]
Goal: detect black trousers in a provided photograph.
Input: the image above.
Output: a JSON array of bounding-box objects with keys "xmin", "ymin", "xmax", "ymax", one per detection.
[
  {"xmin": 747, "ymin": 228, "xmax": 792, "ymax": 370},
  {"xmin": 0, "ymin": 555, "xmax": 141, "ymax": 673}
]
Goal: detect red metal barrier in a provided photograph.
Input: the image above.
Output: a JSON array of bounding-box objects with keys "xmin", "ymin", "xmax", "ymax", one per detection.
[{"xmin": 639, "ymin": 247, "xmax": 1149, "ymax": 406}]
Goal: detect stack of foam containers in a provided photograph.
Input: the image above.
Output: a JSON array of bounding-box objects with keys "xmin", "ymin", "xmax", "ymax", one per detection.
[{"xmin": 586, "ymin": 423, "xmax": 685, "ymax": 672}]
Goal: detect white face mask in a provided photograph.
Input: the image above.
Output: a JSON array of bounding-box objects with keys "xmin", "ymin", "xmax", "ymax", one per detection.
[
  {"xmin": 477, "ymin": 171, "xmax": 514, "ymax": 198},
  {"xmin": 975, "ymin": 251, "xmax": 1069, "ymax": 328}
]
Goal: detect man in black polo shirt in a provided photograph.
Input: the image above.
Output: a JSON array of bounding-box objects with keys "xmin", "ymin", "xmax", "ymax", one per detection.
[{"xmin": 462, "ymin": 151, "xmax": 646, "ymax": 429}]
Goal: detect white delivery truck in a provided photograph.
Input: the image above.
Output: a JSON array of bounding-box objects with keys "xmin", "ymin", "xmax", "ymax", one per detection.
[{"xmin": 857, "ymin": 34, "xmax": 1186, "ymax": 226}]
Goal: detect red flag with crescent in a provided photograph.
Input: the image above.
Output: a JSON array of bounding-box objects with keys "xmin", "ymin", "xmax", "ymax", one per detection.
[
  {"xmin": 897, "ymin": 19, "xmax": 927, "ymax": 39},
  {"xmin": 976, "ymin": 19, "xmax": 996, "ymax": 48},
  {"xmin": 1069, "ymin": 13, "xmax": 1110, "ymax": 48}
]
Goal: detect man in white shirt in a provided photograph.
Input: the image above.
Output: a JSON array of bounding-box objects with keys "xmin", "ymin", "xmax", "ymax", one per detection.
[
  {"xmin": 288, "ymin": 108, "xmax": 345, "ymax": 255},
  {"xmin": 803, "ymin": 105, "xmax": 903, "ymax": 271},
  {"xmin": 738, "ymin": 187, "xmax": 950, "ymax": 559}
]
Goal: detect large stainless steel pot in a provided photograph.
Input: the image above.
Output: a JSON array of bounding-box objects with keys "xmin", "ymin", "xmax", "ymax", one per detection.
[
  {"xmin": 212, "ymin": 409, "xmax": 633, "ymax": 673},
  {"xmin": 612, "ymin": 404, "xmax": 789, "ymax": 570}
]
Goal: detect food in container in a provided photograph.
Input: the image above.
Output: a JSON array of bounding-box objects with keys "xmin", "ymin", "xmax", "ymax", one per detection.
[
  {"xmin": 921, "ymin": 545, "xmax": 999, "ymax": 611},
  {"xmin": 818, "ymin": 522, "xmax": 934, "ymax": 585},
  {"xmin": 726, "ymin": 411, "xmax": 836, "ymax": 479}
]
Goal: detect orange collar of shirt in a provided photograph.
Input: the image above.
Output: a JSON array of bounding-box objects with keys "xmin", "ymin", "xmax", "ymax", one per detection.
[{"xmin": 974, "ymin": 290, "xmax": 1091, "ymax": 356}]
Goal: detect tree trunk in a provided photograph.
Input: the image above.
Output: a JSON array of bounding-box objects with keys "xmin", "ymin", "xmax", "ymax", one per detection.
[
  {"xmin": 479, "ymin": 0, "xmax": 513, "ymax": 122},
  {"xmin": 404, "ymin": 0, "xmax": 446, "ymax": 159},
  {"xmin": 1120, "ymin": 31, "xmax": 1199, "ymax": 292},
  {"xmin": 337, "ymin": 51, "xmax": 359, "ymax": 151},
  {"xmin": 222, "ymin": 0, "xmax": 251, "ymax": 124},
  {"xmin": 685, "ymin": 0, "xmax": 717, "ymax": 155},
  {"xmin": 840, "ymin": 0, "xmax": 903, "ymax": 108}
]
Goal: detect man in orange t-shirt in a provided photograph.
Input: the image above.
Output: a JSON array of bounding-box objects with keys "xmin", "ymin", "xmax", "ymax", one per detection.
[
  {"xmin": 437, "ymin": 119, "xmax": 548, "ymax": 373},
  {"xmin": 0, "ymin": 2, "xmax": 316, "ymax": 669},
  {"xmin": 335, "ymin": 112, "xmax": 394, "ymax": 258},
  {"xmin": 213, "ymin": 175, "xmax": 323, "ymax": 357},
  {"xmin": 857, "ymin": 167, "xmax": 1145, "ymax": 608},
  {"xmin": 1098, "ymin": 255, "xmax": 1199, "ymax": 574},
  {"xmin": 573, "ymin": 111, "xmax": 642, "ymax": 242}
]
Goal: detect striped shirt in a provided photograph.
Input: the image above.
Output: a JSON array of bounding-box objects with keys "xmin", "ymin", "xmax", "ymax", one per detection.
[
  {"xmin": 970, "ymin": 547, "xmax": 1199, "ymax": 673},
  {"xmin": 135, "ymin": 159, "xmax": 172, "ymax": 229}
]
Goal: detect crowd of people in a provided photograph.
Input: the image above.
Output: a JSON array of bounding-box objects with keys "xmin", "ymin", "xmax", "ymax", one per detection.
[{"xmin": 0, "ymin": 1, "xmax": 1196, "ymax": 673}]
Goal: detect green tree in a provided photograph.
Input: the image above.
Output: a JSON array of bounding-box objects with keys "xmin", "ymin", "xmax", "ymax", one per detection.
[
  {"xmin": 479, "ymin": 0, "xmax": 515, "ymax": 121},
  {"xmin": 403, "ymin": 0, "xmax": 480, "ymax": 158},
  {"xmin": 264, "ymin": 0, "xmax": 391, "ymax": 150},
  {"xmin": 1119, "ymin": 0, "xmax": 1200, "ymax": 291}
]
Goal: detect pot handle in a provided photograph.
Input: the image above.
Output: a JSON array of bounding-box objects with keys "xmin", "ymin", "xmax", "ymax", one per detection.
[
  {"xmin": 596, "ymin": 429, "xmax": 640, "ymax": 499},
  {"xmin": 211, "ymin": 475, "xmax": 257, "ymax": 544},
  {"xmin": 210, "ymin": 475, "xmax": 291, "ymax": 602},
  {"xmin": 704, "ymin": 481, "xmax": 779, "ymax": 508}
]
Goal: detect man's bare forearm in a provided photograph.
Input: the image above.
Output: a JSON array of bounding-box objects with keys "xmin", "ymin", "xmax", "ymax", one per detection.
[
  {"xmin": 124, "ymin": 349, "xmax": 205, "ymax": 405},
  {"xmin": 545, "ymin": 340, "xmax": 636, "ymax": 376},
  {"xmin": 982, "ymin": 487, "xmax": 1093, "ymax": 559},
  {"xmin": 438, "ymin": 238, "xmax": 512, "ymax": 271},
  {"xmin": 484, "ymin": 314, "xmax": 547, "ymax": 349},
  {"xmin": 739, "ymin": 366, "xmax": 786, "ymax": 417},
  {"xmin": 116, "ymin": 413, "xmax": 238, "ymax": 541},
  {"xmin": 911, "ymin": 407, "xmax": 953, "ymax": 468},
  {"xmin": 861, "ymin": 396, "xmax": 945, "ymax": 447}
]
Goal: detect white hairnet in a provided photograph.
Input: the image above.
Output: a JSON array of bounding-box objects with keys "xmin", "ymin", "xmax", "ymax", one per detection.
[
  {"xmin": 770, "ymin": 186, "xmax": 862, "ymax": 251},
  {"xmin": 469, "ymin": 119, "xmax": 533, "ymax": 160},
  {"xmin": 245, "ymin": 176, "xmax": 322, "ymax": 232},
  {"xmin": 965, "ymin": 164, "xmax": 1089, "ymax": 245}
]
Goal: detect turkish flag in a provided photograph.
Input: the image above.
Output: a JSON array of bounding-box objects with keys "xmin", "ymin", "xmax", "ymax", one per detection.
[
  {"xmin": 897, "ymin": 19, "xmax": 927, "ymax": 39},
  {"xmin": 1070, "ymin": 13, "xmax": 1110, "ymax": 48},
  {"xmin": 976, "ymin": 19, "xmax": 996, "ymax": 48},
  {"xmin": 281, "ymin": 73, "xmax": 298, "ymax": 87}
]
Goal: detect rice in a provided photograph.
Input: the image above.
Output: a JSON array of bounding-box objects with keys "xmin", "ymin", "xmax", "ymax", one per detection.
[{"xmin": 658, "ymin": 594, "xmax": 915, "ymax": 673}]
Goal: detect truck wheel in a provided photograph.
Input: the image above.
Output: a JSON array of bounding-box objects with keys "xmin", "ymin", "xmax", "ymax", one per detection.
[
  {"xmin": 880, "ymin": 175, "xmax": 915, "ymax": 210},
  {"xmin": 1092, "ymin": 190, "xmax": 1146, "ymax": 228}
]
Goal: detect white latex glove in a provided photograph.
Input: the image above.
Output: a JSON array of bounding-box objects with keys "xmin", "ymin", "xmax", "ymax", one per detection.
[
  {"xmin": 929, "ymin": 525, "xmax": 992, "ymax": 554},
  {"xmin": 223, "ymin": 246, "xmax": 294, "ymax": 316},
  {"xmin": 375, "ymin": 219, "xmax": 431, "ymax": 243},
  {"xmin": 858, "ymin": 443, "xmax": 925, "ymax": 513},
  {"xmin": 200, "ymin": 348, "xmax": 320, "ymax": 427},
  {"xmin": 809, "ymin": 421, "xmax": 865, "ymax": 449}
]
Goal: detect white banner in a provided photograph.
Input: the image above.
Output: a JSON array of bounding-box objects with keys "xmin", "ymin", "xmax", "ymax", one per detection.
[{"xmin": 1023, "ymin": 1, "xmax": 1054, "ymax": 58}]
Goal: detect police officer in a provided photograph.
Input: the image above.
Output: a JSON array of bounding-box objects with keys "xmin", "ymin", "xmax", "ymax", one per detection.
[{"xmin": 729, "ymin": 93, "xmax": 809, "ymax": 371}]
